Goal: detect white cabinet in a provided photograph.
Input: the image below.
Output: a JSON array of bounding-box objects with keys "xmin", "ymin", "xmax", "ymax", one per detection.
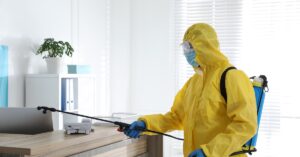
[{"xmin": 25, "ymin": 74, "xmax": 95, "ymax": 130}]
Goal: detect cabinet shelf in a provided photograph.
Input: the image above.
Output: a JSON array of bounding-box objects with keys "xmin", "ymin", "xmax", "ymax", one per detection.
[{"xmin": 25, "ymin": 74, "xmax": 95, "ymax": 130}]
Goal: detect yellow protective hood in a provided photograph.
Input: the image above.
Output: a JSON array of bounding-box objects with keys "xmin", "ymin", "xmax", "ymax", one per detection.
[{"xmin": 183, "ymin": 23, "xmax": 229, "ymax": 68}]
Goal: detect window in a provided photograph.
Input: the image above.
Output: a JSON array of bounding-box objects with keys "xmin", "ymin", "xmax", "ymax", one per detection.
[
  {"xmin": 172, "ymin": 0, "xmax": 300, "ymax": 156},
  {"xmin": 241, "ymin": 1, "xmax": 300, "ymax": 156}
]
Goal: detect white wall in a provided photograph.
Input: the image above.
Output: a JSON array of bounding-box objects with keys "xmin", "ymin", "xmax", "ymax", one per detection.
[
  {"xmin": 0, "ymin": 0, "xmax": 175, "ymax": 115},
  {"xmin": 109, "ymin": 0, "xmax": 176, "ymax": 114},
  {"xmin": 129, "ymin": 0, "xmax": 175, "ymax": 114},
  {"xmin": 0, "ymin": 0, "xmax": 109, "ymax": 113},
  {"xmin": 0, "ymin": 0, "xmax": 72, "ymax": 107},
  {"xmin": 110, "ymin": 0, "xmax": 132, "ymax": 113}
]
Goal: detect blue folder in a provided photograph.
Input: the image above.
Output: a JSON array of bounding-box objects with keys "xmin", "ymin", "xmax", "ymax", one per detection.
[{"xmin": 0, "ymin": 45, "xmax": 8, "ymax": 108}]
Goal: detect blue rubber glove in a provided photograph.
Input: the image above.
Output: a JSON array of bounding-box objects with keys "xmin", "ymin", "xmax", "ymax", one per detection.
[
  {"xmin": 124, "ymin": 121, "xmax": 146, "ymax": 138},
  {"xmin": 188, "ymin": 149, "xmax": 206, "ymax": 157}
]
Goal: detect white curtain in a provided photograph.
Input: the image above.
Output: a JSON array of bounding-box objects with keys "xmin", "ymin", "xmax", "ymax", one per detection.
[{"xmin": 172, "ymin": 0, "xmax": 300, "ymax": 156}]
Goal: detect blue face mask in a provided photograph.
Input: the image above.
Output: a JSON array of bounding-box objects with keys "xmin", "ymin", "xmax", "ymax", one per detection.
[
  {"xmin": 184, "ymin": 50, "xmax": 199, "ymax": 67},
  {"xmin": 182, "ymin": 42, "xmax": 199, "ymax": 67}
]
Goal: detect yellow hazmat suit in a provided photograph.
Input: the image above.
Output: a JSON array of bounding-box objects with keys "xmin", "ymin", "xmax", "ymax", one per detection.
[{"xmin": 139, "ymin": 23, "xmax": 257, "ymax": 157}]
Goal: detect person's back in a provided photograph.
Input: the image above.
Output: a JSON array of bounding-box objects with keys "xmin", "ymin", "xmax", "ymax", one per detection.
[{"xmin": 124, "ymin": 23, "xmax": 257, "ymax": 157}]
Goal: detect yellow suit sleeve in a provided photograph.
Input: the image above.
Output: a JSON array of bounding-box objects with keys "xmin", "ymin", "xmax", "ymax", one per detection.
[
  {"xmin": 201, "ymin": 70, "xmax": 258, "ymax": 156},
  {"xmin": 138, "ymin": 78, "xmax": 192, "ymax": 134}
]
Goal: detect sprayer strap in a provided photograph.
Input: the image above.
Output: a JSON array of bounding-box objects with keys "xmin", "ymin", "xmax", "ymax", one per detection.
[{"xmin": 220, "ymin": 67, "xmax": 237, "ymax": 102}]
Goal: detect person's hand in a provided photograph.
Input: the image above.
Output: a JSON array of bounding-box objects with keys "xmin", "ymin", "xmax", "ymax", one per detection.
[
  {"xmin": 123, "ymin": 121, "xmax": 146, "ymax": 138},
  {"xmin": 188, "ymin": 149, "xmax": 206, "ymax": 157}
]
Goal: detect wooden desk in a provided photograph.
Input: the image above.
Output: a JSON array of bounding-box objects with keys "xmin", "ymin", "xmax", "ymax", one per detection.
[{"xmin": 0, "ymin": 126, "xmax": 162, "ymax": 157}]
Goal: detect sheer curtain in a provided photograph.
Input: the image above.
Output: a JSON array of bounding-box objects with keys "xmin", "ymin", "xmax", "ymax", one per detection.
[{"xmin": 172, "ymin": 0, "xmax": 300, "ymax": 156}]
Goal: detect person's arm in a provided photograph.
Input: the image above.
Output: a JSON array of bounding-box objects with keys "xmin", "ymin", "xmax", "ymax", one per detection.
[
  {"xmin": 138, "ymin": 77, "xmax": 193, "ymax": 134},
  {"xmin": 201, "ymin": 70, "xmax": 258, "ymax": 156}
]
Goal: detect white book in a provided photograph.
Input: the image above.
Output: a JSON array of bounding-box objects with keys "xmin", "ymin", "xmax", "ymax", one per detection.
[{"xmin": 66, "ymin": 78, "xmax": 70, "ymax": 111}]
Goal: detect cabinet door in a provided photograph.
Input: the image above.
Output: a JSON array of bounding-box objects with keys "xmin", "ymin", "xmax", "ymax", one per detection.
[
  {"xmin": 26, "ymin": 77, "xmax": 60, "ymax": 108},
  {"xmin": 25, "ymin": 76, "xmax": 61, "ymax": 129}
]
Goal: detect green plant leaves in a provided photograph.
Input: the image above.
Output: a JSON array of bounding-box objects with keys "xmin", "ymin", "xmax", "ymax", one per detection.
[{"xmin": 36, "ymin": 38, "xmax": 74, "ymax": 58}]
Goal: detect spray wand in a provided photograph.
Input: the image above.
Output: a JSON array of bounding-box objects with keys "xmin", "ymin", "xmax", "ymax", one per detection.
[{"xmin": 37, "ymin": 106, "xmax": 183, "ymax": 141}]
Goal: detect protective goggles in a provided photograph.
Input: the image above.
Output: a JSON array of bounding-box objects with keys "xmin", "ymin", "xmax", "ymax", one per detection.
[{"xmin": 181, "ymin": 41, "xmax": 193, "ymax": 53}]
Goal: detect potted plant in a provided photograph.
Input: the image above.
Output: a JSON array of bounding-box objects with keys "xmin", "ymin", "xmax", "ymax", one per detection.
[{"xmin": 36, "ymin": 38, "xmax": 74, "ymax": 74}]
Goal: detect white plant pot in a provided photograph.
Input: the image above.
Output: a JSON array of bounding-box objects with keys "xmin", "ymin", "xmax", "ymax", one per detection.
[{"xmin": 45, "ymin": 57, "xmax": 63, "ymax": 74}]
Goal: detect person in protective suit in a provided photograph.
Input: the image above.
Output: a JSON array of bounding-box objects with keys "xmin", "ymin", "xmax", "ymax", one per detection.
[{"xmin": 123, "ymin": 23, "xmax": 257, "ymax": 157}]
